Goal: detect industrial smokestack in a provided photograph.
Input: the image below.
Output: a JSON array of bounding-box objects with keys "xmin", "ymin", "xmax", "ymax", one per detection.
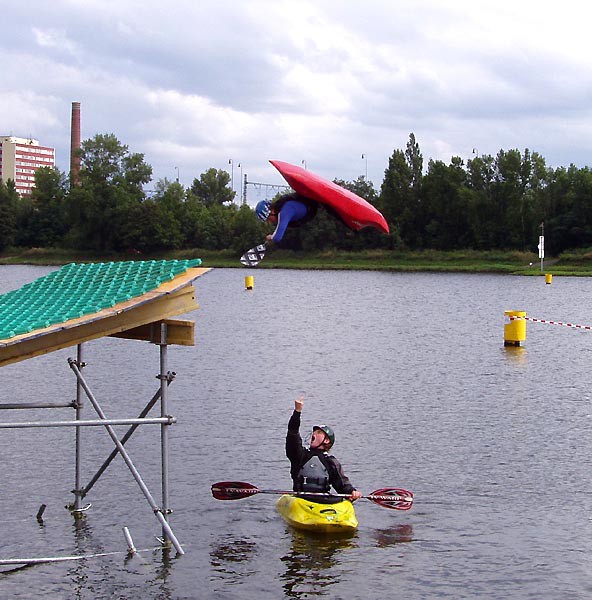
[{"xmin": 70, "ymin": 101, "xmax": 81, "ymax": 186}]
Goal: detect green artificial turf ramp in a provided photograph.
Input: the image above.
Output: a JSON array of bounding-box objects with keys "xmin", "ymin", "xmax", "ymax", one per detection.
[{"xmin": 0, "ymin": 259, "xmax": 202, "ymax": 340}]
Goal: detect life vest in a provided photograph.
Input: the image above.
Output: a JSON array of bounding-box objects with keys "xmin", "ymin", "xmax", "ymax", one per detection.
[{"xmin": 297, "ymin": 454, "xmax": 330, "ymax": 493}]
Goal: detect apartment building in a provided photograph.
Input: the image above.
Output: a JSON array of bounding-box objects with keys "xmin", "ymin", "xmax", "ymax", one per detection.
[{"xmin": 0, "ymin": 136, "xmax": 55, "ymax": 196}]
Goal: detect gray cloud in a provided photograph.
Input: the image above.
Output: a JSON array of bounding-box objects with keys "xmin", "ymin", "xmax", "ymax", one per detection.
[{"xmin": 1, "ymin": 0, "xmax": 591, "ymax": 196}]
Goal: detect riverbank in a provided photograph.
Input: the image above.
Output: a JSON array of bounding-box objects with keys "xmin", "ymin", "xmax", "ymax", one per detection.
[{"xmin": 1, "ymin": 247, "xmax": 591, "ymax": 275}]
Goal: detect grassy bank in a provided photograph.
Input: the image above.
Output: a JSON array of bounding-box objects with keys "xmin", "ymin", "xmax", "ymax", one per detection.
[{"xmin": 1, "ymin": 247, "xmax": 592, "ymax": 276}]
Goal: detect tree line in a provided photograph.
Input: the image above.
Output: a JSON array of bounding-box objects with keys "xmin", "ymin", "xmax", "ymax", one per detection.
[{"xmin": 1, "ymin": 132, "xmax": 591, "ymax": 256}]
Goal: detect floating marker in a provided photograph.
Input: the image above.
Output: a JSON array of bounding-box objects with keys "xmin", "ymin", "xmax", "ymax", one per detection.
[
  {"xmin": 245, "ymin": 275, "xmax": 254, "ymax": 290},
  {"xmin": 504, "ymin": 310, "xmax": 526, "ymax": 346}
]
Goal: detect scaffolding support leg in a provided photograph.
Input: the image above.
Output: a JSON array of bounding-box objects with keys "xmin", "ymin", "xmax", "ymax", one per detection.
[
  {"xmin": 74, "ymin": 344, "xmax": 84, "ymax": 512},
  {"xmin": 67, "ymin": 358, "xmax": 184, "ymax": 555},
  {"xmin": 159, "ymin": 323, "xmax": 171, "ymax": 545}
]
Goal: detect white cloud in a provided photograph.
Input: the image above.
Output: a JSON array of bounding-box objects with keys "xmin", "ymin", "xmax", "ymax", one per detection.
[
  {"xmin": 32, "ymin": 27, "xmax": 78, "ymax": 56},
  {"xmin": 0, "ymin": 91, "xmax": 61, "ymax": 133}
]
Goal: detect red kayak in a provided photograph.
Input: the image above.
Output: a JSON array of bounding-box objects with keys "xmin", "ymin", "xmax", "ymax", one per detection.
[{"xmin": 270, "ymin": 160, "xmax": 389, "ymax": 234}]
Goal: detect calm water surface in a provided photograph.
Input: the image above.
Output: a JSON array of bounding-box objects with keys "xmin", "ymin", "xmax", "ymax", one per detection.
[{"xmin": 1, "ymin": 265, "xmax": 592, "ymax": 599}]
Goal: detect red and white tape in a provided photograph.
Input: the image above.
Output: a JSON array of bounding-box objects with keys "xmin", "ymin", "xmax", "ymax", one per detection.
[{"xmin": 510, "ymin": 315, "xmax": 592, "ymax": 331}]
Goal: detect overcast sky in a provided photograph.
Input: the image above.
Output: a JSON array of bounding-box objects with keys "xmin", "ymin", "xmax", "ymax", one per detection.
[{"xmin": 2, "ymin": 0, "xmax": 591, "ymax": 203}]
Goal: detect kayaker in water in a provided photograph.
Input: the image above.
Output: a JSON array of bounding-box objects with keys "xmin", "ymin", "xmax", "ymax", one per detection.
[
  {"xmin": 286, "ymin": 394, "xmax": 362, "ymax": 504},
  {"xmin": 255, "ymin": 192, "xmax": 318, "ymax": 244}
]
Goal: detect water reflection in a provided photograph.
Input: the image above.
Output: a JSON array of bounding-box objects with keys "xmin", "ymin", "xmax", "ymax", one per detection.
[
  {"xmin": 210, "ymin": 535, "xmax": 258, "ymax": 584},
  {"xmin": 67, "ymin": 517, "xmax": 175, "ymax": 599},
  {"xmin": 503, "ymin": 346, "xmax": 528, "ymax": 364},
  {"xmin": 280, "ymin": 529, "xmax": 358, "ymax": 598},
  {"xmin": 371, "ymin": 523, "xmax": 414, "ymax": 548},
  {"xmin": 152, "ymin": 548, "xmax": 174, "ymax": 600},
  {"xmin": 68, "ymin": 515, "xmax": 101, "ymax": 593}
]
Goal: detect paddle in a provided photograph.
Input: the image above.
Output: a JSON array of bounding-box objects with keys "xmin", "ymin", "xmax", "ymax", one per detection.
[
  {"xmin": 240, "ymin": 243, "xmax": 266, "ymax": 267},
  {"xmin": 211, "ymin": 481, "xmax": 414, "ymax": 511}
]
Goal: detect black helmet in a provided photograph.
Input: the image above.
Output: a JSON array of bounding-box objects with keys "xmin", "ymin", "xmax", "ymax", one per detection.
[{"xmin": 313, "ymin": 424, "xmax": 335, "ymax": 448}]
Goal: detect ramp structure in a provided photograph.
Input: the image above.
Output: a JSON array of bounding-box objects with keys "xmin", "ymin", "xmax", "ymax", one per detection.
[{"xmin": 0, "ymin": 259, "xmax": 211, "ymax": 557}]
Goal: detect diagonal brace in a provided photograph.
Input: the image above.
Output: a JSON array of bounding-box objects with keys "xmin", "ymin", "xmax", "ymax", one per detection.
[
  {"xmin": 80, "ymin": 374, "xmax": 175, "ymax": 498},
  {"xmin": 67, "ymin": 357, "xmax": 184, "ymax": 555}
]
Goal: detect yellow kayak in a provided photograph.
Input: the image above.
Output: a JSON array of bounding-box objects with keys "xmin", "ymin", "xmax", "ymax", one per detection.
[{"xmin": 276, "ymin": 495, "xmax": 358, "ymax": 533}]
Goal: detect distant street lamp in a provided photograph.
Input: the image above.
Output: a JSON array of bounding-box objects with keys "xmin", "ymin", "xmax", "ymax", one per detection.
[
  {"xmin": 472, "ymin": 148, "xmax": 479, "ymax": 159},
  {"xmin": 174, "ymin": 166, "xmax": 179, "ymax": 183},
  {"xmin": 228, "ymin": 159, "xmax": 234, "ymax": 194},
  {"xmin": 361, "ymin": 153, "xmax": 367, "ymax": 180},
  {"xmin": 301, "ymin": 159, "xmax": 307, "ymax": 170},
  {"xmin": 237, "ymin": 162, "xmax": 243, "ymax": 204}
]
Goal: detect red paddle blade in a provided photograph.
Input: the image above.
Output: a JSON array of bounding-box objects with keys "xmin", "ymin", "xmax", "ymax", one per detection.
[
  {"xmin": 211, "ymin": 481, "xmax": 260, "ymax": 500},
  {"xmin": 368, "ymin": 488, "xmax": 414, "ymax": 511}
]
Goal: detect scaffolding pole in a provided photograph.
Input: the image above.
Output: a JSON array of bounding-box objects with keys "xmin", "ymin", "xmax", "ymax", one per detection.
[
  {"xmin": 159, "ymin": 323, "xmax": 171, "ymax": 545},
  {"xmin": 74, "ymin": 344, "xmax": 84, "ymax": 511},
  {"xmin": 0, "ymin": 402, "xmax": 75, "ymax": 409},
  {"xmin": 67, "ymin": 357, "xmax": 184, "ymax": 555},
  {"xmin": 0, "ymin": 417, "xmax": 176, "ymax": 429}
]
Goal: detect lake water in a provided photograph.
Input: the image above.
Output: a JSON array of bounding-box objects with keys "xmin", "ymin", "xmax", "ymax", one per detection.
[{"xmin": 1, "ymin": 265, "xmax": 592, "ymax": 599}]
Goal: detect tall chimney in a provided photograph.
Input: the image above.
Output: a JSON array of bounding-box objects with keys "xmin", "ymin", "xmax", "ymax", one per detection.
[{"xmin": 70, "ymin": 101, "xmax": 81, "ymax": 186}]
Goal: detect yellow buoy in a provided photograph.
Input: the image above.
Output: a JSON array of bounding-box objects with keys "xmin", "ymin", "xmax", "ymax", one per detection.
[
  {"xmin": 545, "ymin": 273, "xmax": 552, "ymax": 285},
  {"xmin": 504, "ymin": 310, "xmax": 526, "ymax": 346},
  {"xmin": 245, "ymin": 275, "xmax": 254, "ymax": 290}
]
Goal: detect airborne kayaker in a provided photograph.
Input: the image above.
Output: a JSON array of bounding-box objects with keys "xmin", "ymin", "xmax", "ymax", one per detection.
[
  {"xmin": 255, "ymin": 192, "xmax": 318, "ymax": 244},
  {"xmin": 286, "ymin": 394, "xmax": 362, "ymax": 504}
]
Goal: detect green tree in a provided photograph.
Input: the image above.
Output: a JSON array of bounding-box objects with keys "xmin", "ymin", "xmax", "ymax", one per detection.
[
  {"xmin": 299, "ymin": 206, "xmax": 347, "ymax": 251},
  {"xmin": 190, "ymin": 169, "xmax": 235, "ymax": 206},
  {"xmin": 75, "ymin": 133, "xmax": 151, "ymax": 189},
  {"xmin": 66, "ymin": 134, "xmax": 152, "ymax": 251},
  {"xmin": 182, "ymin": 192, "xmax": 210, "ymax": 248},
  {"xmin": 466, "ymin": 154, "xmax": 497, "ymax": 249},
  {"xmin": 489, "ymin": 148, "xmax": 548, "ymax": 250},
  {"xmin": 515, "ymin": 150, "xmax": 549, "ymax": 252},
  {"xmin": 405, "ymin": 132, "xmax": 424, "ymax": 194},
  {"xmin": 230, "ymin": 204, "xmax": 264, "ymax": 253},
  {"xmin": 492, "ymin": 149, "xmax": 523, "ymax": 248},
  {"xmin": 26, "ymin": 167, "xmax": 69, "ymax": 247},
  {"xmin": 545, "ymin": 165, "xmax": 592, "ymax": 253},
  {"xmin": 422, "ymin": 157, "xmax": 472, "ymax": 249},
  {"xmin": 200, "ymin": 204, "xmax": 236, "ymax": 249},
  {"xmin": 0, "ymin": 179, "xmax": 18, "ymax": 251},
  {"xmin": 336, "ymin": 176, "xmax": 379, "ymax": 204},
  {"xmin": 144, "ymin": 178, "xmax": 186, "ymax": 251},
  {"xmin": 378, "ymin": 133, "xmax": 425, "ymax": 248},
  {"xmin": 379, "ymin": 147, "xmax": 414, "ymax": 247}
]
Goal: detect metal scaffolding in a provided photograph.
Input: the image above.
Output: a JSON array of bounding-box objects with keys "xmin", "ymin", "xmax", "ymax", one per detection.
[
  {"xmin": 0, "ymin": 326, "xmax": 184, "ymax": 555},
  {"xmin": 0, "ymin": 261, "xmax": 211, "ymax": 565}
]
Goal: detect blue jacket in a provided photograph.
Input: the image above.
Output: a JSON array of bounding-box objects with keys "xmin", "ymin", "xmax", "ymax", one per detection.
[{"xmin": 271, "ymin": 199, "xmax": 310, "ymax": 242}]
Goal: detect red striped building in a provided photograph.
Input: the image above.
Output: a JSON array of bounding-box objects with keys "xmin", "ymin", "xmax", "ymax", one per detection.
[{"xmin": 0, "ymin": 136, "xmax": 55, "ymax": 197}]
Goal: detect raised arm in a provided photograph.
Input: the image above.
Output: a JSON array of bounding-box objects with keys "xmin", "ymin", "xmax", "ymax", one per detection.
[{"xmin": 286, "ymin": 394, "xmax": 305, "ymax": 463}]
